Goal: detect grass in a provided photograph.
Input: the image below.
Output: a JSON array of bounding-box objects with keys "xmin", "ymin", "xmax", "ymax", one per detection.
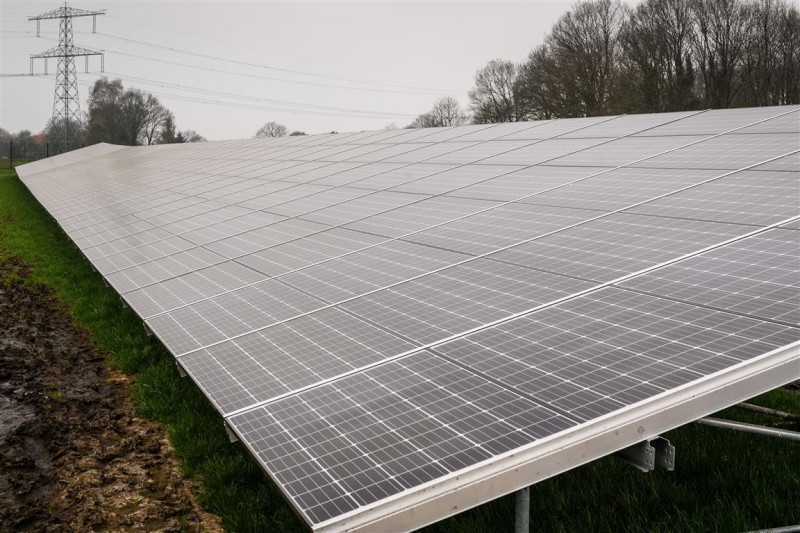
[{"xmin": 1, "ymin": 166, "xmax": 798, "ymax": 532}]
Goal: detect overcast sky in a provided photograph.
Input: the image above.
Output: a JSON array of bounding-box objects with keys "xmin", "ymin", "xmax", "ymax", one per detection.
[{"xmin": 3, "ymin": 1, "xmax": 585, "ymax": 140}]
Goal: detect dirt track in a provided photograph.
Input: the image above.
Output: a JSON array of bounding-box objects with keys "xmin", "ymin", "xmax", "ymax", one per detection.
[{"xmin": 0, "ymin": 255, "xmax": 222, "ymax": 532}]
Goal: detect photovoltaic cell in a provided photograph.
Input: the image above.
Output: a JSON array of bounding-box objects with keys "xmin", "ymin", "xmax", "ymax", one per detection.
[
  {"xmin": 781, "ymin": 220, "xmax": 800, "ymax": 230},
  {"xmin": 479, "ymin": 137, "xmax": 613, "ymax": 166},
  {"xmin": 227, "ymin": 351, "xmax": 577, "ymax": 524},
  {"xmin": 236, "ymin": 227, "xmax": 387, "ymax": 278},
  {"xmin": 490, "ymin": 213, "xmax": 747, "ymax": 283},
  {"xmin": 340, "ymin": 258, "xmax": 598, "ymax": 345},
  {"xmin": 344, "ymin": 196, "xmax": 500, "ymax": 238},
  {"xmin": 389, "ymin": 164, "xmax": 523, "ymax": 195},
  {"xmin": 279, "ymin": 240, "xmax": 469, "ymax": 304},
  {"xmin": 404, "ymin": 203, "xmax": 599, "ymax": 256},
  {"xmin": 560, "ymin": 110, "xmax": 700, "ymax": 138},
  {"xmin": 179, "ymin": 307, "xmax": 417, "ymax": 415},
  {"xmin": 124, "ymin": 260, "xmax": 267, "ymax": 318},
  {"xmin": 447, "ymin": 165, "xmax": 610, "ymax": 201},
  {"xmin": 519, "ymin": 167, "xmax": 719, "ymax": 212},
  {"xmin": 434, "ymin": 287, "xmax": 798, "ymax": 421},
  {"xmin": 633, "ymin": 106, "xmax": 793, "ymax": 136},
  {"xmin": 632, "ymin": 133, "xmax": 797, "ymax": 170},
  {"xmin": 625, "ymin": 170, "xmax": 800, "ymax": 226},
  {"xmin": 752, "ymin": 154, "xmax": 800, "ymax": 173},
  {"xmin": 619, "ymin": 229, "xmax": 800, "ymax": 325},
  {"xmin": 549, "ymin": 135, "xmax": 706, "ymax": 167}
]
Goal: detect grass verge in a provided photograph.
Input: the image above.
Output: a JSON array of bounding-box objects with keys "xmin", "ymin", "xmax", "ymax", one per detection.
[{"xmin": 1, "ymin": 166, "xmax": 798, "ymax": 532}]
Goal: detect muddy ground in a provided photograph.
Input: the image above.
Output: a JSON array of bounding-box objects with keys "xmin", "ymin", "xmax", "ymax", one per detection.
[{"xmin": 0, "ymin": 255, "xmax": 223, "ymax": 532}]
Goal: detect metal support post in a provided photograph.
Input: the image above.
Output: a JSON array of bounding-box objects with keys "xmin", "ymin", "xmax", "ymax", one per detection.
[
  {"xmin": 744, "ymin": 525, "xmax": 800, "ymax": 533},
  {"xmin": 225, "ymin": 422, "xmax": 239, "ymax": 443},
  {"xmin": 697, "ymin": 417, "xmax": 800, "ymax": 441},
  {"xmin": 515, "ymin": 486, "xmax": 530, "ymax": 533},
  {"xmin": 738, "ymin": 402, "xmax": 799, "ymax": 419}
]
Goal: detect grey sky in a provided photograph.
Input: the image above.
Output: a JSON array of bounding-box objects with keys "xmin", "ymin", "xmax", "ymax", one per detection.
[{"xmin": 3, "ymin": 1, "xmax": 580, "ymax": 140}]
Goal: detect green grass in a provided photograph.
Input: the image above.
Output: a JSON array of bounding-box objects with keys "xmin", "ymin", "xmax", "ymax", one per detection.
[{"xmin": 1, "ymin": 166, "xmax": 798, "ymax": 532}]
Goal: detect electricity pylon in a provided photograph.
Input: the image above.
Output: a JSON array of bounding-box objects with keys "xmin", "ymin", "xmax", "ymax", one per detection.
[{"xmin": 29, "ymin": 3, "xmax": 105, "ymax": 153}]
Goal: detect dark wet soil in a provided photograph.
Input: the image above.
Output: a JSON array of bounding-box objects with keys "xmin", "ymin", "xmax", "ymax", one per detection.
[{"xmin": 0, "ymin": 256, "xmax": 223, "ymax": 532}]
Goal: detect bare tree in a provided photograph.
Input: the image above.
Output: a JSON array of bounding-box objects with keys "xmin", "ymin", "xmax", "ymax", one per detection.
[
  {"xmin": 516, "ymin": 44, "xmax": 561, "ymax": 119},
  {"xmin": 469, "ymin": 59, "xmax": 522, "ymax": 123},
  {"xmin": 158, "ymin": 113, "xmax": 178, "ymax": 144},
  {"xmin": 507, "ymin": 0, "xmax": 798, "ymax": 118},
  {"xmin": 741, "ymin": 0, "xmax": 800, "ymax": 105},
  {"xmin": 406, "ymin": 112, "xmax": 438, "ymax": 128},
  {"xmin": 383, "ymin": 122, "xmax": 398, "ymax": 130},
  {"xmin": 85, "ymin": 77, "xmax": 124, "ymax": 145},
  {"xmin": 12, "ymin": 130, "xmax": 34, "ymax": 159},
  {"xmin": 182, "ymin": 130, "xmax": 207, "ymax": 142},
  {"xmin": 545, "ymin": 0, "xmax": 629, "ymax": 116},
  {"xmin": 255, "ymin": 121, "xmax": 288, "ymax": 138},
  {"xmin": 140, "ymin": 94, "xmax": 170, "ymax": 146},
  {"xmin": 117, "ymin": 89, "xmax": 150, "ymax": 146},
  {"xmin": 619, "ymin": 0, "xmax": 697, "ymax": 112},
  {"xmin": 406, "ymin": 97, "xmax": 470, "ymax": 128},
  {"xmin": 0, "ymin": 128, "xmax": 10, "ymax": 158},
  {"xmin": 690, "ymin": 0, "xmax": 749, "ymax": 108},
  {"xmin": 430, "ymin": 97, "xmax": 470, "ymax": 126},
  {"xmin": 774, "ymin": 2, "xmax": 800, "ymax": 104},
  {"xmin": 86, "ymin": 78, "xmax": 172, "ymax": 146}
]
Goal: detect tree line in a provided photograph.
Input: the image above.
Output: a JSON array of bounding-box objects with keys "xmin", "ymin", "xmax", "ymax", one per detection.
[
  {"xmin": 406, "ymin": 0, "xmax": 799, "ymax": 128},
  {"xmin": 84, "ymin": 78, "xmax": 206, "ymax": 147},
  {"xmin": 473, "ymin": 0, "xmax": 799, "ymax": 122},
  {"xmin": 1, "ymin": 77, "xmax": 206, "ymax": 161}
]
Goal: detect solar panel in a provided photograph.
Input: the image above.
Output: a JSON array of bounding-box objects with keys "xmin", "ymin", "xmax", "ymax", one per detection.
[
  {"xmin": 17, "ymin": 105, "xmax": 800, "ymax": 533},
  {"xmin": 619, "ymin": 229, "xmax": 800, "ymax": 325}
]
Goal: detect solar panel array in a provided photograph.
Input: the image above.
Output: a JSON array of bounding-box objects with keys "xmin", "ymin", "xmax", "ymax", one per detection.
[{"xmin": 17, "ymin": 106, "xmax": 800, "ymax": 531}]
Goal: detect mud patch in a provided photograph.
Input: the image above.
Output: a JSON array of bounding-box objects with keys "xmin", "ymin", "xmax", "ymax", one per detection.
[{"xmin": 0, "ymin": 255, "xmax": 222, "ymax": 532}]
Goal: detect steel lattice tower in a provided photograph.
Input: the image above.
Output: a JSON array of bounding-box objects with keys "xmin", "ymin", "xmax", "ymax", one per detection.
[{"xmin": 29, "ymin": 3, "xmax": 105, "ymax": 153}]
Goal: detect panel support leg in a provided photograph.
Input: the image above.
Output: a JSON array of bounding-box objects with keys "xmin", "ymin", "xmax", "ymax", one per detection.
[
  {"xmin": 515, "ymin": 486, "xmax": 529, "ymax": 533},
  {"xmin": 224, "ymin": 422, "xmax": 239, "ymax": 443}
]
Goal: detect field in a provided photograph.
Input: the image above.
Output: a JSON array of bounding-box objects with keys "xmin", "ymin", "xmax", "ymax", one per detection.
[{"xmin": 1, "ymin": 166, "xmax": 798, "ymax": 532}]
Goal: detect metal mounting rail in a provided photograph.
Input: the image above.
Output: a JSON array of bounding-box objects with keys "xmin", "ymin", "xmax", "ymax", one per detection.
[{"xmin": 697, "ymin": 418, "xmax": 800, "ymax": 442}]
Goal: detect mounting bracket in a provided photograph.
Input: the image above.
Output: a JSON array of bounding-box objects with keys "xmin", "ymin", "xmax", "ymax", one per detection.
[
  {"xmin": 615, "ymin": 436, "xmax": 675, "ymax": 472},
  {"xmin": 224, "ymin": 422, "xmax": 239, "ymax": 443}
]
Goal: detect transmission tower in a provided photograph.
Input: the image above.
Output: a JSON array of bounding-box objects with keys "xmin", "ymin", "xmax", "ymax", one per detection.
[{"xmin": 29, "ymin": 3, "xmax": 105, "ymax": 153}]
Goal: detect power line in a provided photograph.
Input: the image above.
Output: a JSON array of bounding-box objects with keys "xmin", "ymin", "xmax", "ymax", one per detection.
[
  {"xmin": 6, "ymin": 70, "xmax": 415, "ymax": 119},
  {"xmin": 92, "ymin": 31, "xmax": 462, "ymax": 93},
  {"xmin": 37, "ymin": 73, "xmax": 415, "ymax": 120},
  {"xmin": 104, "ymin": 13, "xmax": 465, "ymax": 86},
  {"xmin": 103, "ymin": 71, "xmax": 417, "ymax": 118},
  {"xmin": 103, "ymin": 48, "xmax": 448, "ymax": 96},
  {"xmin": 0, "ymin": 73, "xmax": 49, "ymax": 77},
  {"xmin": 32, "ymin": 34, "xmax": 454, "ymax": 96}
]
